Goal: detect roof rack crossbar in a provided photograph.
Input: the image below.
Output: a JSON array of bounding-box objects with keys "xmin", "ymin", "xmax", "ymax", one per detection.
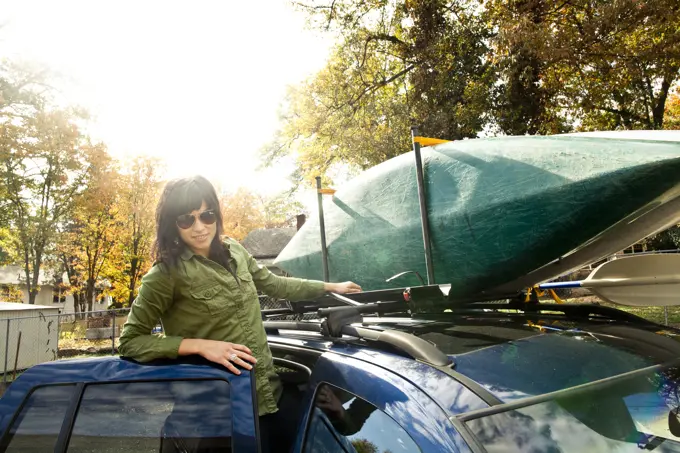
[
  {"xmin": 263, "ymin": 320, "xmax": 452, "ymax": 367},
  {"xmin": 264, "ymin": 321, "xmax": 320, "ymax": 333},
  {"xmin": 260, "ymin": 297, "xmax": 408, "ymax": 320},
  {"xmin": 261, "ymin": 290, "xmax": 655, "ymax": 329},
  {"xmin": 442, "ymin": 302, "xmax": 656, "ymax": 325}
]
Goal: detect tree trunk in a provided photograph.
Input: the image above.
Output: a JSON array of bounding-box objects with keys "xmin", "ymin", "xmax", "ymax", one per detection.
[
  {"xmin": 27, "ymin": 245, "xmax": 45, "ymax": 305},
  {"xmin": 86, "ymin": 278, "xmax": 95, "ymax": 315},
  {"xmin": 23, "ymin": 249, "xmax": 34, "ymax": 304},
  {"xmin": 127, "ymin": 257, "xmax": 139, "ymax": 306},
  {"xmin": 62, "ymin": 256, "xmax": 83, "ymax": 317},
  {"xmin": 74, "ymin": 289, "xmax": 87, "ymax": 319},
  {"xmin": 28, "ymin": 282, "xmax": 39, "ymax": 304},
  {"xmin": 78, "ymin": 293, "xmax": 87, "ymax": 318},
  {"xmin": 74, "ymin": 291, "xmax": 87, "ymax": 320},
  {"xmin": 74, "ymin": 292, "xmax": 80, "ymax": 316},
  {"xmin": 652, "ymin": 75, "xmax": 674, "ymax": 129},
  {"xmin": 29, "ymin": 262, "xmax": 40, "ymax": 305}
]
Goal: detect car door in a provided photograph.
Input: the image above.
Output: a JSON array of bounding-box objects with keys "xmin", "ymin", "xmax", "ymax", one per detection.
[
  {"xmin": 0, "ymin": 360, "xmax": 260, "ymax": 453},
  {"xmin": 293, "ymin": 352, "xmax": 472, "ymax": 453}
]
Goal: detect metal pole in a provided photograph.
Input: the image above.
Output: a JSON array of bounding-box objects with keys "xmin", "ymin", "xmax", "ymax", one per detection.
[
  {"xmin": 665, "ymin": 306, "xmax": 669, "ymax": 326},
  {"xmin": 316, "ymin": 176, "xmax": 330, "ymax": 282},
  {"xmin": 3, "ymin": 319, "xmax": 9, "ymax": 384},
  {"xmin": 56, "ymin": 313, "xmax": 60, "ymax": 358},
  {"xmin": 12, "ymin": 332, "xmax": 21, "ymax": 381},
  {"xmin": 111, "ymin": 311, "xmax": 116, "ymax": 355},
  {"xmin": 411, "ymin": 126, "xmax": 435, "ymax": 285}
]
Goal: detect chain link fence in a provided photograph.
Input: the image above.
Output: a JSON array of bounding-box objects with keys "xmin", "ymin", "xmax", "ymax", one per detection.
[
  {"xmin": 0, "ymin": 296, "xmax": 298, "ymax": 384},
  {"xmin": 0, "ymin": 308, "xmax": 131, "ymax": 385},
  {"xmin": 258, "ymin": 294, "xmax": 319, "ymax": 321}
]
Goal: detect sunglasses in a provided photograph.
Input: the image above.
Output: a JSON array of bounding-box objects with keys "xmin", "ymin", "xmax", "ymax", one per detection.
[{"xmin": 176, "ymin": 209, "xmax": 217, "ymax": 230}]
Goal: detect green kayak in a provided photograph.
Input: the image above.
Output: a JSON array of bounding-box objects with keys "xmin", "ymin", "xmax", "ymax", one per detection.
[{"xmin": 274, "ymin": 131, "xmax": 680, "ymax": 297}]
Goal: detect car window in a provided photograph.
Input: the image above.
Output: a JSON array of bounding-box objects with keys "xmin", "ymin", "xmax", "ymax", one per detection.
[
  {"xmin": 303, "ymin": 383, "xmax": 421, "ymax": 453},
  {"xmin": 67, "ymin": 379, "xmax": 232, "ymax": 453},
  {"xmin": 2, "ymin": 384, "xmax": 76, "ymax": 453},
  {"xmin": 465, "ymin": 365, "xmax": 680, "ymax": 452}
]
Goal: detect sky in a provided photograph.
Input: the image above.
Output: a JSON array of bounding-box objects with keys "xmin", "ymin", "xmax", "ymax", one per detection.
[{"xmin": 0, "ymin": 0, "xmax": 335, "ymax": 203}]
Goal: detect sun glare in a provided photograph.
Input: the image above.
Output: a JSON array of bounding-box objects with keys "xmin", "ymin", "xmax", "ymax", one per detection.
[{"xmin": 0, "ymin": 0, "xmax": 333, "ymax": 199}]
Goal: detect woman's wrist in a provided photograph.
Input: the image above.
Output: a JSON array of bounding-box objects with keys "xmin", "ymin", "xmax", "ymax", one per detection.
[{"xmin": 179, "ymin": 338, "xmax": 203, "ymax": 356}]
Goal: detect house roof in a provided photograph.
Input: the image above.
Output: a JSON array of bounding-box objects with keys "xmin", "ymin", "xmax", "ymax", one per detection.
[
  {"xmin": 0, "ymin": 265, "xmax": 53, "ymax": 285},
  {"xmin": 0, "ymin": 302, "xmax": 59, "ymax": 311},
  {"xmin": 241, "ymin": 227, "xmax": 297, "ymax": 259}
]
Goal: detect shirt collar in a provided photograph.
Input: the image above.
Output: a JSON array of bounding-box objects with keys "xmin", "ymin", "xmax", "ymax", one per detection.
[{"xmin": 179, "ymin": 247, "xmax": 195, "ymax": 261}]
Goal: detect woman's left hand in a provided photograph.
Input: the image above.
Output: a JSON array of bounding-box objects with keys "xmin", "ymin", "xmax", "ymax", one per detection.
[{"xmin": 325, "ymin": 281, "xmax": 362, "ymax": 294}]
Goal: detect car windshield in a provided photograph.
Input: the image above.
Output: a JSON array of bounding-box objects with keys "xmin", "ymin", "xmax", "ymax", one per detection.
[
  {"xmin": 465, "ymin": 364, "xmax": 680, "ymax": 452},
  {"xmin": 387, "ymin": 318, "xmax": 680, "ymax": 403}
]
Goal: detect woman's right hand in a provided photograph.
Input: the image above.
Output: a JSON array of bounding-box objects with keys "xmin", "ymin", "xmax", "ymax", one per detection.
[{"xmin": 179, "ymin": 339, "xmax": 257, "ymax": 375}]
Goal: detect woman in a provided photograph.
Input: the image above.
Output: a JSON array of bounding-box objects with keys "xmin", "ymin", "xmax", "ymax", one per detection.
[{"xmin": 118, "ymin": 175, "xmax": 361, "ymax": 452}]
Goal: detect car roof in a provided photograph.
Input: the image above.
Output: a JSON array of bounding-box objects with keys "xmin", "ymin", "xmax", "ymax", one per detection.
[
  {"xmin": 267, "ymin": 313, "xmax": 680, "ymax": 414},
  {"xmin": 3, "ymin": 355, "xmax": 245, "ymax": 393},
  {"xmin": 0, "ymin": 356, "xmax": 256, "ymax": 436}
]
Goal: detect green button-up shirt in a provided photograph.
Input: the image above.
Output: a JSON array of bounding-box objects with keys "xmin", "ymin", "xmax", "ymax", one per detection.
[{"xmin": 118, "ymin": 238, "xmax": 326, "ymax": 416}]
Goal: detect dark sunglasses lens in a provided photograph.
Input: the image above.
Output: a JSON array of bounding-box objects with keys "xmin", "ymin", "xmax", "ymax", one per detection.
[
  {"xmin": 200, "ymin": 210, "xmax": 217, "ymax": 225},
  {"xmin": 176, "ymin": 214, "xmax": 195, "ymax": 229}
]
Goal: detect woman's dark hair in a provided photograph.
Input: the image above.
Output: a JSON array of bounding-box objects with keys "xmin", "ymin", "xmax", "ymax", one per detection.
[{"xmin": 153, "ymin": 175, "xmax": 236, "ymax": 276}]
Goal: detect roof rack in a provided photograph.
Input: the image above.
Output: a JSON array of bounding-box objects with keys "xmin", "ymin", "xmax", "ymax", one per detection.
[
  {"xmin": 411, "ymin": 303, "xmax": 658, "ymax": 326},
  {"xmin": 263, "ymin": 284, "xmax": 657, "ymax": 325},
  {"xmin": 261, "ymin": 285, "xmax": 658, "ymax": 366},
  {"xmin": 263, "ymin": 320, "xmax": 451, "ymax": 367},
  {"xmin": 261, "ymin": 285, "xmax": 511, "ymax": 319},
  {"xmin": 261, "ymin": 287, "xmax": 664, "ymax": 409}
]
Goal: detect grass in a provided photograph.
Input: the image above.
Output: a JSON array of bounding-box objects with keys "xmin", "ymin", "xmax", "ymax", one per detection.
[
  {"xmin": 556, "ymin": 295, "xmax": 680, "ymax": 327},
  {"xmin": 57, "ymin": 316, "xmax": 126, "ymax": 354},
  {"xmin": 60, "ymin": 351, "xmax": 116, "ymax": 360},
  {"xmin": 58, "ymin": 320, "xmax": 88, "ymax": 340},
  {"xmin": 599, "ymin": 303, "xmax": 680, "ymax": 326},
  {"xmin": 59, "ymin": 338, "xmax": 118, "ymax": 350}
]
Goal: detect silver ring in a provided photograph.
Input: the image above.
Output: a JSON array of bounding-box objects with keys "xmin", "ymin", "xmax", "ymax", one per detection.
[{"xmin": 229, "ymin": 353, "xmax": 238, "ymax": 361}]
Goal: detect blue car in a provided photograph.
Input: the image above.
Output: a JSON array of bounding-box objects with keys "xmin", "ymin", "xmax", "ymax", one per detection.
[{"xmin": 0, "ymin": 288, "xmax": 679, "ymax": 452}]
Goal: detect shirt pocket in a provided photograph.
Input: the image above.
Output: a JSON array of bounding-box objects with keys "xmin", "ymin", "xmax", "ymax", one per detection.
[
  {"xmin": 190, "ymin": 279, "xmax": 228, "ymax": 315},
  {"xmin": 227, "ymin": 272, "xmax": 258, "ymax": 300}
]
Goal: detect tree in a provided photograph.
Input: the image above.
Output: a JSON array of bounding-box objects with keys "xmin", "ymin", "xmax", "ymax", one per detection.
[
  {"xmin": 351, "ymin": 439, "xmax": 378, "ymax": 453},
  {"xmin": 0, "ymin": 284, "xmax": 23, "ymax": 303},
  {"xmin": 264, "ymin": 0, "xmax": 494, "ymax": 185},
  {"xmin": 490, "ymin": 0, "xmax": 680, "ymax": 131},
  {"xmin": 220, "ymin": 187, "xmax": 305, "ymax": 240},
  {"xmin": 1, "ymin": 106, "xmax": 93, "ymax": 304},
  {"xmin": 56, "ymin": 146, "xmax": 122, "ymax": 313},
  {"xmin": 0, "ymin": 63, "xmax": 48, "ymax": 236},
  {"xmin": 0, "ymin": 227, "xmax": 15, "ymax": 265},
  {"xmin": 220, "ymin": 187, "xmax": 267, "ymax": 240},
  {"xmin": 266, "ymin": 0, "xmax": 680, "ymax": 187},
  {"xmin": 665, "ymin": 90, "xmax": 680, "ymax": 130},
  {"xmin": 644, "ymin": 225, "xmax": 680, "ymax": 251},
  {"xmin": 57, "ymin": 238, "xmax": 87, "ymax": 314},
  {"xmin": 261, "ymin": 192, "xmax": 305, "ymax": 229},
  {"xmin": 107, "ymin": 157, "xmax": 163, "ymax": 307},
  {"xmin": 487, "ymin": 1, "xmax": 571, "ymax": 135}
]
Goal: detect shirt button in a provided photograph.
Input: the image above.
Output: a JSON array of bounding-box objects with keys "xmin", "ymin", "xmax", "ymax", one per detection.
[{"xmin": 204, "ymin": 290, "xmax": 212, "ymax": 297}]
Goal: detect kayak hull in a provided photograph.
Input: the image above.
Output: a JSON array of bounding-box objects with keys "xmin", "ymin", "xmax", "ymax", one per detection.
[{"xmin": 274, "ymin": 133, "xmax": 680, "ymax": 296}]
